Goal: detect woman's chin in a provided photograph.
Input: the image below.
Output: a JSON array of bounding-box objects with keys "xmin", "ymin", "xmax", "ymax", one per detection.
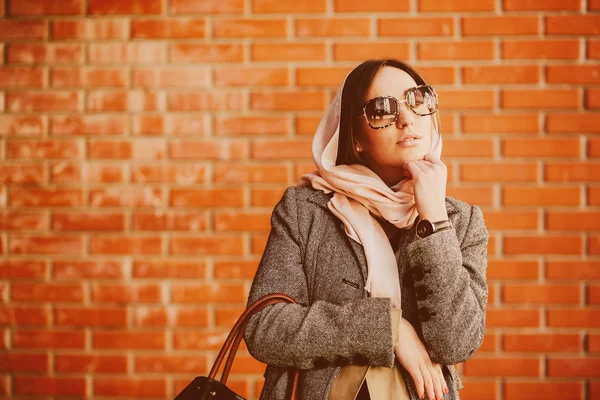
[{"xmin": 397, "ymin": 150, "xmax": 427, "ymax": 163}]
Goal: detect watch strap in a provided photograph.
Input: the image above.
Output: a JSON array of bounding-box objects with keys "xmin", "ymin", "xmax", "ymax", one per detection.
[{"xmin": 431, "ymin": 219, "xmax": 452, "ymax": 231}]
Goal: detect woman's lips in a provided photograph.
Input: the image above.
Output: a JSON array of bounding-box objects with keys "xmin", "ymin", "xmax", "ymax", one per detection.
[{"xmin": 396, "ymin": 138, "xmax": 421, "ymax": 148}]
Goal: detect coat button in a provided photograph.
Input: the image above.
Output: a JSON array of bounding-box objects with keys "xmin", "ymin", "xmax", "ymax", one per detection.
[
  {"xmin": 411, "ymin": 267, "xmax": 425, "ymax": 281},
  {"xmin": 314, "ymin": 357, "xmax": 329, "ymax": 369},
  {"xmin": 332, "ymin": 356, "xmax": 350, "ymax": 366},
  {"xmin": 418, "ymin": 308, "xmax": 435, "ymax": 322},
  {"xmin": 415, "ymin": 285, "xmax": 428, "ymax": 300},
  {"xmin": 352, "ymin": 354, "xmax": 369, "ymax": 365}
]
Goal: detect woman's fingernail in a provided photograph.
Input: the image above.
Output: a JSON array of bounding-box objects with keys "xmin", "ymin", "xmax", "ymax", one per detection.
[
  {"xmin": 444, "ymin": 388, "xmax": 448, "ymax": 394},
  {"xmin": 420, "ymin": 394, "xmax": 424, "ymax": 399}
]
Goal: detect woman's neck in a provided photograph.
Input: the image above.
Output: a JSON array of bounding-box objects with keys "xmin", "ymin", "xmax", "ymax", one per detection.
[{"xmin": 370, "ymin": 164, "xmax": 409, "ymax": 187}]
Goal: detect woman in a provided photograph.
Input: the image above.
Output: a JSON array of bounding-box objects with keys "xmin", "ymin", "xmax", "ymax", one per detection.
[{"xmin": 244, "ymin": 59, "xmax": 489, "ymax": 400}]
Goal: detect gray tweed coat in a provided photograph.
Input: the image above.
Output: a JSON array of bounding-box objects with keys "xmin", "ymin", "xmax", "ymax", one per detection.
[{"xmin": 244, "ymin": 185, "xmax": 489, "ymax": 400}]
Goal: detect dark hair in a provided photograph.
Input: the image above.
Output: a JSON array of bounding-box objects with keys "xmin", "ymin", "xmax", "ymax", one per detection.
[{"xmin": 336, "ymin": 58, "xmax": 441, "ymax": 165}]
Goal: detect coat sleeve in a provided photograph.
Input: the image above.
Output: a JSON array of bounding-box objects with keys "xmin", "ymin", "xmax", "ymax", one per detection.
[
  {"xmin": 405, "ymin": 204, "xmax": 489, "ymax": 365},
  {"xmin": 243, "ymin": 186, "xmax": 396, "ymax": 370}
]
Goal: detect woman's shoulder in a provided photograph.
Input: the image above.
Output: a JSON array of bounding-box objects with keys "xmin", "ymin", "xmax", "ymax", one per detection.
[{"xmin": 280, "ymin": 184, "xmax": 332, "ymax": 208}]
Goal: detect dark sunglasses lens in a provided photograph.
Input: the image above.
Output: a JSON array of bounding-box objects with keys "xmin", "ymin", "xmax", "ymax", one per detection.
[
  {"xmin": 407, "ymin": 86, "xmax": 437, "ymax": 116},
  {"xmin": 364, "ymin": 97, "xmax": 398, "ymax": 128}
]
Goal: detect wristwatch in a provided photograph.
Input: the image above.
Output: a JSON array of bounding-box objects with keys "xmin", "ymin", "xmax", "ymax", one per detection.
[{"xmin": 416, "ymin": 217, "xmax": 452, "ymax": 238}]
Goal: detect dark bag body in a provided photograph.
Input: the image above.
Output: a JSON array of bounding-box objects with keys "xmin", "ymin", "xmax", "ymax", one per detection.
[
  {"xmin": 174, "ymin": 377, "xmax": 245, "ymax": 400},
  {"xmin": 173, "ymin": 293, "xmax": 299, "ymax": 400}
]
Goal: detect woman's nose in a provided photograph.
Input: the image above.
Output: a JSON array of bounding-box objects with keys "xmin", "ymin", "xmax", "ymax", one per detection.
[{"xmin": 396, "ymin": 102, "xmax": 415, "ymax": 129}]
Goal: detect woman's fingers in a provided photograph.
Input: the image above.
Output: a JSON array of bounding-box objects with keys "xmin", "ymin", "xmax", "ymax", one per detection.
[
  {"xmin": 403, "ymin": 161, "xmax": 420, "ymax": 178},
  {"xmin": 404, "ymin": 156, "xmax": 447, "ymax": 181},
  {"xmin": 410, "ymin": 160, "xmax": 428, "ymax": 173},
  {"xmin": 424, "ymin": 152, "xmax": 443, "ymax": 166},
  {"xmin": 405, "ymin": 365, "xmax": 425, "ymax": 399},
  {"xmin": 408, "ymin": 159, "xmax": 445, "ymax": 182},
  {"xmin": 420, "ymin": 154, "xmax": 447, "ymax": 172},
  {"xmin": 394, "ymin": 319, "xmax": 448, "ymax": 399},
  {"xmin": 404, "ymin": 160, "xmax": 429, "ymax": 183},
  {"xmin": 439, "ymin": 365, "xmax": 449, "ymax": 395},
  {"xmin": 406, "ymin": 361, "xmax": 446, "ymax": 400},
  {"xmin": 406, "ymin": 364, "xmax": 445, "ymax": 400},
  {"xmin": 420, "ymin": 356, "xmax": 444, "ymax": 400},
  {"xmin": 429, "ymin": 363, "xmax": 444, "ymax": 400},
  {"xmin": 419, "ymin": 364, "xmax": 435, "ymax": 400}
]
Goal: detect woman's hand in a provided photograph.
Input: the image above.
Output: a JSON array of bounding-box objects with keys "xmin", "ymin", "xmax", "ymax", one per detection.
[
  {"xmin": 394, "ymin": 317, "xmax": 448, "ymax": 400},
  {"xmin": 403, "ymin": 152, "xmax": 448, "ymax": 222}
]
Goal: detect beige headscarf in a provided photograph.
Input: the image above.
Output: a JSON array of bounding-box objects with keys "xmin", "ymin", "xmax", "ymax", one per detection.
[{"xmin": 299, "ymin": 74, "xmax": 442, "ymax": 309}]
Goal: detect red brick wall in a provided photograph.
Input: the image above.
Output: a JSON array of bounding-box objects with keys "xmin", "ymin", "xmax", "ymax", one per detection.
[{"xmin": 0, "ymin": 0, "xmax": 598, "ymax": 398}]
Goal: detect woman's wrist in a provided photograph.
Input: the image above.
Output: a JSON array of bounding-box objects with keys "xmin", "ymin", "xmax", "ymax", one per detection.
[{"xmin": 419, "ymin": 209, "xmax": 448, "ymax": 222}]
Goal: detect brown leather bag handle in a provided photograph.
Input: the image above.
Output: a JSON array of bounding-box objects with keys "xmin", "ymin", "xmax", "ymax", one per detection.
[{"xmin": 208, "ymin": 293, "xmax": 299, "ymax": 400}]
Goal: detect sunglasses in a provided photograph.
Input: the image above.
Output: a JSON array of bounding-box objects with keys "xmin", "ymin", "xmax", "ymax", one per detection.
[{"xmin": 359, "ymin": 85, "xmax": 438, "ymax": 130}]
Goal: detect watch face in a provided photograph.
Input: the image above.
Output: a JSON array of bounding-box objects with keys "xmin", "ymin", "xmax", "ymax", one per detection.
[{"xmin": 416, "ymin": 219, "xmax": 433, "ymax": 238}]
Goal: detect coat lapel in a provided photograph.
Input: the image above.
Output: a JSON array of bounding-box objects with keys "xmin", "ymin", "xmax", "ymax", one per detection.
[
  {"xmin": 306, "ymin": 191, "xmax": 370, "ymax": 287},
  {"xmin": 305, "ymin": 189, "xmax": 461, "ymax": 290}
]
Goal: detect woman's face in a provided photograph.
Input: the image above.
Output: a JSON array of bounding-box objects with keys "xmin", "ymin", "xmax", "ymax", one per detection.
[{"xmin": 356, "ymin": 66, "xmax": 434, "ymax": 183}]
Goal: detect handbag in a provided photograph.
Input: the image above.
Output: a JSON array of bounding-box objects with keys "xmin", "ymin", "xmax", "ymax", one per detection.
[{"xmin": 174, "ymin": 293, "xmax": 299, "ymax": 400}]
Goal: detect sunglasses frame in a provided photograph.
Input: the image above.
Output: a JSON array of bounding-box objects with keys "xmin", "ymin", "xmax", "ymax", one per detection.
[{"xmin": 359, "ymin": 84, "xmax": 439, "ymax": 130}]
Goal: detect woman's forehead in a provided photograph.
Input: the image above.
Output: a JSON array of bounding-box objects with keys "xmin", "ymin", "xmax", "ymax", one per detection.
[{"xmin": 367, "ymin": 66, "xmax": 418, "ymax": 98}]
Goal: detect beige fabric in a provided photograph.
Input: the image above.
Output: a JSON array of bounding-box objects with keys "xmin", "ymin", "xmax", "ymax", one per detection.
[
  {"xmin": 365, "ymin": 364, "xmax": 410, "ymax": 400},
  {"xmin": 365, "ymin": 308, "xmax": 410, "ymax": 400},
  {"xmin": 391, "ymin": 308, "xmax": 402, "ymax": 349},
  {"xmin": 328, "ymin": 364, "xmax": 410, "ymax": 400},
  {"xmin": 329, "ymin": 365, "xmax": 369, "ymax": 400}
]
